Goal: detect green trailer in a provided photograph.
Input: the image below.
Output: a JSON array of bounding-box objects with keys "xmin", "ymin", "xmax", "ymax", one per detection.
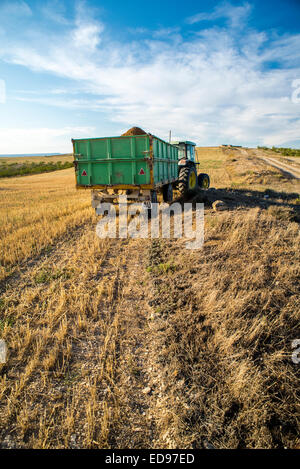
[{"xmin": 72, "ymin": 131, "xmax": 210, "ymax": 209}]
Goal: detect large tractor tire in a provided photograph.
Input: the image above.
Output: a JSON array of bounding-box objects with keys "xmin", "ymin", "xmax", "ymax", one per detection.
[
  {"xmin": 162, "ymin": 183, "xmax": 173, "ymax": 202},
  {"xmin": 178, "ymin": 165, "xmax": 198, "ymax": 197},
  {"xmin": 198, "ymin": 173, "xmax": 210, "ymax": 189}
]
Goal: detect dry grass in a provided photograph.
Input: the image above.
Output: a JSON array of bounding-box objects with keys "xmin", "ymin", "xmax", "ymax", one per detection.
[
  {"xmin": 0, "ymin": 168, "xmax": 92, "ymax": 281},
  {"xmin": 146, "ymin": 209, "xmax": 300, "ymax": 448},
  {"xmin": 196, "ymin": 147, "xmax": 228, "ymax": 187},
  {"xmin": 0, "ymin": 149, "xmax": 299, "ymax": 448},
  {"xmin": 196, "ymin": 146, "xmax": 299, "ymax": 193},
  {"xmin": 0, "ymin": 227, "xmax": 153, "ymax": 448}
]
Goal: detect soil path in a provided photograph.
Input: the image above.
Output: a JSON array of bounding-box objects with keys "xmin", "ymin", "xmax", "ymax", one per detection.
[{"xmin": 253, "ymin": 151, "xmax": 300, "ymax": 180}]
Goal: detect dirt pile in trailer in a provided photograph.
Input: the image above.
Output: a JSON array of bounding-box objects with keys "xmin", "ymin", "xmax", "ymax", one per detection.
[{"xmin": 121, "ymin": 127, "xmax": 147, "ymax": 136}]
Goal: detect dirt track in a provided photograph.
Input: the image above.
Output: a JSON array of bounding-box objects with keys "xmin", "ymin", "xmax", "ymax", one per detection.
[{"xmin": 254, "ymin": 153, "xmax": 300, "ymax": 180}]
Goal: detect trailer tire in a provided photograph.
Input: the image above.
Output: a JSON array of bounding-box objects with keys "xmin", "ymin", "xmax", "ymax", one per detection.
[
  {"xmin": 163, "ymin": 183, "xmax": 173, "ymax": 202},
  {"xmin": 178, "ymin": 165, "xmax": 198, "ymax": 196},
  {"xmin": 147, "ymin": 190, "xmax": 158, "ymax": 219},
  {"xmin": 198, "ymin": 173, "xmax": 210, "ymax": 189}
]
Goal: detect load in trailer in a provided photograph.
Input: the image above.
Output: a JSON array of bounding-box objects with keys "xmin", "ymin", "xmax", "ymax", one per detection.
[{"xmin": 72, "ymin": 128, "xmax": 210, "ymax": 210}]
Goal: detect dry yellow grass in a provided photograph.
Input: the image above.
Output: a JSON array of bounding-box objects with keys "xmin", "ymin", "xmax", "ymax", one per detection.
[
  {"xmin": 0, "ymin": 149, "xmax": 299, "ymax": 448},
  {"xmin": 0, "ymin": 168, "xmax": 92, "ymax": 281},
  {"xmin": 146, "ymin": 209, "xmax": 300, "ymax": 448},
  {"xmin": 196, "ymin": 146, "xmax": 299, "ymax": 193}
]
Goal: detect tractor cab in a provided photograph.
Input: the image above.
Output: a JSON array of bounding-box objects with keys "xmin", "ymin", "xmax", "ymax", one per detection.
[{"xmin": 171, "ymin": 141, "xmax": 196, "ymax": 163}]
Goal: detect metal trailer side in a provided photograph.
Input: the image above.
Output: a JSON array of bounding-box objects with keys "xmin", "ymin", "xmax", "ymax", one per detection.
[{"xmin": 72, "ymin": 133, "xmax": 178, "ymax": 191}]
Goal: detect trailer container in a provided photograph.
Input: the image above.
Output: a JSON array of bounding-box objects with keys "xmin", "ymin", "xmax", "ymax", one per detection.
[{"xmin": 72, "ymin": 134, "xmax": 178, "ymax": 190}]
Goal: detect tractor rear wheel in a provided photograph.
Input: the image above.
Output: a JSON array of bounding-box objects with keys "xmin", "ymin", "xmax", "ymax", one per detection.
[
  {"xmin": 178, "ymin": 165, "xmax": 198, "ymax": 196},
  {"xmin": 198, "ymin": 173, "xmax": 210, "ymax": 189}
]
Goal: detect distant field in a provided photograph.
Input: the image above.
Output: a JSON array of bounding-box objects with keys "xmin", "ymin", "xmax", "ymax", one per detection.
[
  {"xmin": 0, "ymin": 154, "xmax": 73, "ymax": 164},
  {"xmin": 0, "ymin": 154, "xmax": 74, "ymax": 178}
]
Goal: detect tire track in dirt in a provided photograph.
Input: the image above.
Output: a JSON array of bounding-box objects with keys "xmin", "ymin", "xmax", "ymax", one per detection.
[
  {"xmin": 54, "ymin": 235, "xmax": 157, "ymax": 448},
  {"xmin": 101, "ymin": 237, "xmax": 157, "ymax": 448},
  {"xmin": 143, "ymin": 238, "xmax": 205, "ymax": 449}
]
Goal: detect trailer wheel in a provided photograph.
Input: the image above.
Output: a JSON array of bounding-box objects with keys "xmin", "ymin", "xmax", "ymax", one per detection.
[
  {"xmin": 178, "ymin": 165, "xmax": 198, "ymax": 196},
  {"xmin": 163, "ymin": 183, "xmax": 173, "ymax": 202},
  {"xmin": 198, "ymin": 173, "xmax": 210, "ymax": 189},
  {"xmin": 147, "ymin": 190, "xmax": 158, "ymax": 219}
]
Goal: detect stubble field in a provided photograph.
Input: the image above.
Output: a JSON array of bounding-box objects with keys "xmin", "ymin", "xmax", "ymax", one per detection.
[{"xmin": 0, "ymin": 148, "xmax": 299, "ymax": 448}]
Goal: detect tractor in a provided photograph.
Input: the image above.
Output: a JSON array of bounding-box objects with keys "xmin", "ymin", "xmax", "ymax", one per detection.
[{"xmin": 171, "ymin": 140, "xmax": 210, "ymax": 199}]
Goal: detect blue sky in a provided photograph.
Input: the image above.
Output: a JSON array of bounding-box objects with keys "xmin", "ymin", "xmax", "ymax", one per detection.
[{"xmin": 0, "ymin": 0, "xmax": 299, "ymax": 153}]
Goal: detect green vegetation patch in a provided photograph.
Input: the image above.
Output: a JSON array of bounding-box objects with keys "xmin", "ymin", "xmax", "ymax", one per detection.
[
  {"xmin": 34, "ymin": 267, "xmax": 74, "ymax": 284},
  {"xmin": 0, "ymin": 160, "xmax": 74, "ymax": 178},
  {"xmin": 0, "ymin": 316, "xmax": 15, "ymax": 330},
  {"xmin": 258, "ymin": 146, "xmax": 300, "ymax": 157}
]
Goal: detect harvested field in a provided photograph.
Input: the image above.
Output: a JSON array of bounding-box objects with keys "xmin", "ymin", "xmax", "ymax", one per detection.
[
  {"xmin": 0, "ymin": 147, "xmax": 299, "ymax": 448},
  {"xmin": 146, "ymin": 210, "xmax": 300, "ymax": 448},
  {"xmin": 0, "ymin": 168, "xmax": 92, "ymax": 283}
]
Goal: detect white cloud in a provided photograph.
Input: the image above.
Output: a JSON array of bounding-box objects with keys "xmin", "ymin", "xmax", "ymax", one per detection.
[
  {"xmin": 14, "ymin": 95, "xmax": 106, "ymax": 110},
  {"xmin": 72, "ymin": 22, "xmax": 103, "ymax": 50},
  {"xmin": 186, "ymin": 1, "xmax": 252, "ymax": 28},
  {"xmin": 260, "ymin": 34, "xmax": 300, "ymax": 66},
  {"xmin": 0, "ymin": 127, "xmax": 95, "ymax": 154},
  {"xmin": 0, "ymin": 1, "xmax": 300, "ymax": 148}
]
